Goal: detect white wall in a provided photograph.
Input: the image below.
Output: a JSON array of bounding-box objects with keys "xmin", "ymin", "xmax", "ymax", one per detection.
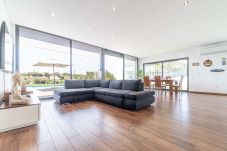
[
  {"xmin": 0, "ymin": 0, "xmax": 14, "ymax": 98},
  {"xmin": 0, "ymin": 0, "xmax": 15, "ymax": 35},
  {"xmin": 139, "ymin": 47, "xmax": 227, "ymax": 94}
]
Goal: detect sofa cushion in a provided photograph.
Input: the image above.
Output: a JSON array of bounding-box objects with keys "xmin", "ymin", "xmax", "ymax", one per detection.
[
  {"xmin": 124, "ymin": 91, "xmax": 155, "ymax": 100},
  {"xmin": 100, "ymin": 80, "xmax": 110, "ymax": 88},
  {"xmin": 64, "ymin": 80, "xmax": 84, "ymax": 89},
  {"xmin": 84, "ymin": 80, "xmax": 100, "ymax": 88},
  {"xmin": 121, "ymin": 80, "xmax": 142, "ymax": 91},
  {"xmin": 109, "ymin": 80, "xmax": 122, "ymax": 89},
  {"xmin": 95, "ymin": 88, "xmax": 132, "ymax": 98},
  {"xmin": 54, "ymin": 88, "xmax": 93, "ymax": 97}
]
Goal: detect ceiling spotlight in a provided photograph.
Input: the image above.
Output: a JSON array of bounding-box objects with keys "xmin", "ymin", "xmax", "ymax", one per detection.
[
  {"xmin": 51, "ymin": 13, "xmax": 55, "ymax": 17},
  {"xmin": 192, "ymin": 20, "xmax": 197, "ymax": 25},
  {"xmin": 183, "ymin": 1, "xmax": 189, "ymax": 6},
  {"xmin": 112, "ymin": 7, "xmax": 116, "ymax": 12}
]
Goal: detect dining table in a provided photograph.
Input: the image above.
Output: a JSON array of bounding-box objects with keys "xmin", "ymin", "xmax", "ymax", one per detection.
[{"xmin": 149, "ymin": 79, "xmax": 178, "ymax": 95}]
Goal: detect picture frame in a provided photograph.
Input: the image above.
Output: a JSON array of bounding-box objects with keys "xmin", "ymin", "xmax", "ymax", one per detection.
[{"xmin": 203, "ymin": 59, "xmax": 212, "ymax": 67}]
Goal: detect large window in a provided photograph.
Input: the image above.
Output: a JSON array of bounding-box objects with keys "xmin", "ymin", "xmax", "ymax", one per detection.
[
  {"xmin": 105, "ymin": 51, "xmax": 123, "ymax": 80},
  {"xmin": 144, "ymin": 58, "xmax": 188, "ymax": 91},
  {"xmin": 19, "ymin": 27, "xmax": 70, "ymax": 97},
  {"xmin": 144, "ymin": 62, "xmax": 162, "ymax": 77},
  {"xmin": 17, "ymin": 26, "xmax": 138, "ymax": 97},
  {"xmin": 124, "ymin": 55, "xmax": 137, "ymax": 80},
  {"xmin": 163, "ymin": 59, "xmax": 188, "ymax": 90},
  {"xmin": 5, "ymin": 28, "xmax": 13, "ymax": 72},
  {"xmin": 72, "ymin": 41, "xmax": 101, "ymax": 80}
]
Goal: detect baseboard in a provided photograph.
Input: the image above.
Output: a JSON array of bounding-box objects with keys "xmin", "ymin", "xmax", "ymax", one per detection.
[{"xmin": 189, "ymin": 91, "xmax": 227, "ymax": 96}]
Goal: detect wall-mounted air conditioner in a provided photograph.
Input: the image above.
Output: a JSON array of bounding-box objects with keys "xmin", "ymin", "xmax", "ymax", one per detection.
[{"xmin": 200, "ymin": 41, "xmax": 227, "ymax": 56}]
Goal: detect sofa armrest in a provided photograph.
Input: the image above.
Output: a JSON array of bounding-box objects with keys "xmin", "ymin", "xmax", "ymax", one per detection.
[{"xmin": 124, "ymin": 91, "xmax": 155, "ymax": 100}]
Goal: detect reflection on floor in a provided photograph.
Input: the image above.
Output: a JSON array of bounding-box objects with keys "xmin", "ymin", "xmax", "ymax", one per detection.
[{"xmin": 0, "ymin": 92, "xmax": 227, "ymax": 151}]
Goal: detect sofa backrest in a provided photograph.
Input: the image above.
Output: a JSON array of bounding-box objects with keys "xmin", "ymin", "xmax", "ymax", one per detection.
[
  {"xmin": 99, "ymin": 80, "xmax": 110, "ymax": 88},
  {"xmin": 109, "ymin": 80, "xmax": 122, "ymax": 89},
  {"xmin": 121, "ymin": 80, "xmax": 142, "ymax": 91},
  {"xmin": 64, "ymin": 79, "xmax": 143, "ymax": 91},
  {"xmin": 84, "ymin": 80, "xmax": 100, "ymax": 88},
  {"xmin": 64, "ymin": 80, "xmax": 85, "ymax": 89}
]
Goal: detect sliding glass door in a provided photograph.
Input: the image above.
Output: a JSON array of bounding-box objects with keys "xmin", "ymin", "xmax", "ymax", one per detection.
[
  {"xmin": 19, "ymin": 27, "xmax": 70, "ymax": 97},
  {"xmin": 144, "ymin": 58, "xmax": 188, "ymax": 91},
  {"xmin": 163, "ymin": 59, "xmax": 188, "ymax": 90},
  {"xmin": 124, "ymin": 55, "xmax": 137, "ymax": 80},
  {"xmin": 105, "ymin": 54, "xmax": 123, "ymax": 80},
  {"xmin": 72, "ymin": 41, "xmax": 101, "ymax": 80},
  {"xmin": 144, "ymin": 62, "xmax": 162, "ymax": 78}
]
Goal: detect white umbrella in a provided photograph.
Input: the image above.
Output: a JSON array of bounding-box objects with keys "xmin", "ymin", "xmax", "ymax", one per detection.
[{"xmin": 33, "ymin": 59, "xmax": 69, "ymax": 86}]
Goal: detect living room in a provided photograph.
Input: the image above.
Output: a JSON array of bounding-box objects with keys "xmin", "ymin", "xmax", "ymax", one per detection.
[{"xmin": 0, "ymin": 0, "xmax": 227, "ymax": 151}]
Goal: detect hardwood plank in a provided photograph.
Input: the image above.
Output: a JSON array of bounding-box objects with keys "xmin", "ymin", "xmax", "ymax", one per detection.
[
  {"xmin": 38, "ymin": 141, "xmax": 56, "ymax": 151},
  {"xmin": 69, "ymin": 135, "xmax": 93, "ymax": 151},
  {"xmin": 1, "ymin": 92, "xmax": 227, "ymax": 151},
  {"xmin": 41, "ymin": 107, "xmax": 74, "ymax": 151},
  {"xmin": 43, "ymin": 101, "xmax": 78, "ymax": 138},
  {"xmin": 70, "ymin": 120, "xmax": 113, "ymax": 151}
]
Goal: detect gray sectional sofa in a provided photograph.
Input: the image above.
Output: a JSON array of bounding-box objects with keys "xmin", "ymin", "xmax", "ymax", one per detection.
[{"xmin": 54, "ymin": 80, "xmax": 155, "ymax": 111}]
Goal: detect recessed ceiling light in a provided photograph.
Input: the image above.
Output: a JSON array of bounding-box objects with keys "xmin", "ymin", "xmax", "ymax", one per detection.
[
  {"xmin": 192, "ymin": 20, "xmax": 197, "ymax": 25},
  {"xmin": 112, "ymin": 7, "xmax": 116, "ymax": 12},
  {"xmin": 183, "ymin": 1, "xmax": 189, "ymax": 6},
  {"xmin": 51, "ymin": 13, "xmax": 55, "ymax": 17}
]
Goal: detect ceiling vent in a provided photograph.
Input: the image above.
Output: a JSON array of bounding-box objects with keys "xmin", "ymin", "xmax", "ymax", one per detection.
[{"xmin": 200, "ymin": 41, "xmax": 227, "ymax": 56}]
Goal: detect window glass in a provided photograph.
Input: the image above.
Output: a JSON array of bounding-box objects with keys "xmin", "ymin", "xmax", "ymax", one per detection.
[
  {"xmin": 144, "ymin": 63, "xmax": 162, "ymax": 78},
  {"xmin": 105, "ymin": 54, "xmax": 123, "ymax": 80},
  {"xmin": 19, "ymin": 37, "xmax": 70, "ymax": 97},
  {"xmin": 163, "ymin": 59, "xmax": 188, "ymax": 90},
  {"xmin": 72, "ymin": 48, "xmax": 100, "ymax": 80},
  {"xmin": 124, "ymin": 57, "xmax": 137, "ymax": 80}
]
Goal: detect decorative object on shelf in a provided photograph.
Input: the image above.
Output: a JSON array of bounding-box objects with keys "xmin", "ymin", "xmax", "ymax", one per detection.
[
  {"xmin": 210, "ymin": 69, "xmax": 225, "ymax": 72},
  {"xmin": 11, "ymin": 73, "xmax": 22, "ymax": 100},
  {"xmin": 222, "ymin": 58, "xmax": 226, "ymax": 65},
  {"xmin": 203, "ymin": 59, "xmax": 213, "ymax": 67},
  {"xmin": 10, "ymin": 96, "xmax": 30, "ymax": 105},
  {"xmin": 21, "ymin": 81, "xmax": 27, "ymax": 91},
  {"xmin": 192, "ymin": 63, "xmax": 200, "ymax": 66},
  {"xmin": 11, "ymin": 73, "xmax": 29, "ymax": 104}
]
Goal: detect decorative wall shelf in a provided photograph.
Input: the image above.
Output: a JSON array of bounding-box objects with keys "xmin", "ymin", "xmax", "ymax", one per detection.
[{"xmin": 210, "ymin": 69, "xmax": 225, "ymax": 72}]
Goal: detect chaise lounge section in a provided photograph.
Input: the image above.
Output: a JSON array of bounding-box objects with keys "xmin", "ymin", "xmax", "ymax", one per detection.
[{"xmin": 54, "ymin": 79, "xmax": 155, "ymax": 111}]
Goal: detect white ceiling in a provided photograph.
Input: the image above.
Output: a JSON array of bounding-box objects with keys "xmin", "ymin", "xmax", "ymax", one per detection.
[{"xmin": 4, "ymin": 0, "xmax": 227, "ymax": 58}]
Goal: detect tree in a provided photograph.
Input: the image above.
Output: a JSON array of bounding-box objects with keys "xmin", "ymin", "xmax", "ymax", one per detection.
[
  {"xmin": 105, "ymin": 71, "xmax": 116, "ymax": 80},
  {"xmin": 85, "ymin": 72, "xmax": 96, "ymax": 80}
]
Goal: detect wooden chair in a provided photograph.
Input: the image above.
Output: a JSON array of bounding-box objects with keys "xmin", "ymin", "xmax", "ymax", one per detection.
[
  {"xmin": 173, "ymin": 76, "xmax": 184, "ymax": 93},
  {"xmin": 154, "ymin": 76, "xmax": 166, "ymax": 94},
  {"xmin": 143, "ymin": 76, "xmax": 154, "ymax": 91}
]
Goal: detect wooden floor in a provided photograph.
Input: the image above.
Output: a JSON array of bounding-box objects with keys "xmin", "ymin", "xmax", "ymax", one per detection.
[{"xmin": 1, "ymin": 92, "xmax": 227, "ymax": 151}]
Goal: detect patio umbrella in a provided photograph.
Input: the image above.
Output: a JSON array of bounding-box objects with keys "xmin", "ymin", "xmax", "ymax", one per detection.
[{"xmin": 33, "ymin": 59, "xmax": 69, "ymax": 86}]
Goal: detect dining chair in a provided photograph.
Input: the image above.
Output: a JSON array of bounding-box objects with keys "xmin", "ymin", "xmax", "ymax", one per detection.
[
  {"xmin": 143, "ymin": 76, "xmax": 154, "ymax": 91},
  {"xmin": 154, "ymin": 76, "xmax": 166, "ymax": 94},
  {"xmin": 173, "ymin": 76, "xmax": 184, "ymax": 93}
]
